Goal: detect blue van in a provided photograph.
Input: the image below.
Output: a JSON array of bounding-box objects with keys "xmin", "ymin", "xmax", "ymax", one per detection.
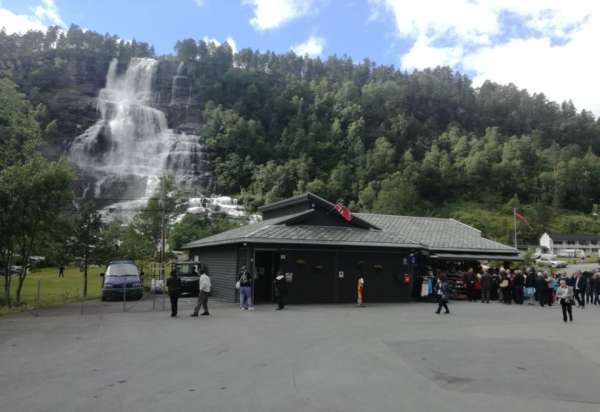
[{"xmin": 101, "ymin": 260, "xmax": 143, "ymax": 301}]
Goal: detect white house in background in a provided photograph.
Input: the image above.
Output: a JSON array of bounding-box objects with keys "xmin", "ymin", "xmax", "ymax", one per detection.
[{"xmin": 539, "ymin": 233, "xmax": 600, "ymax": 257}]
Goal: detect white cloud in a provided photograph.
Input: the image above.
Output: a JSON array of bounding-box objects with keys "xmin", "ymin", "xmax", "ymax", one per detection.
[
  {"xmin": 34, "ymin": 0, "xmax": 64, "ymax": 27},
  {"xmin": 373, "ymin": 0, "xmax": 600, "ymax": 115},
  {"xmin": 244, "ymin": 0, "xmax": 314, "ymax": 30},
  {"xmin": 202, "ymin": 36, "xmax": 238, "ymax": 54},
  {"xmin": 0, "ymin": 0, "xmax": 64, "ymax": 34},
  {"xmin": 401, "ymin": 35, "xmax": 464, "ymax": 70},
  {"xmin": 193, "ymin": 0, "xmax": 205, "ymax": 7},
  {"xmin": 291, "ymin": 35, "xmax": 325, "ymax": 57}
]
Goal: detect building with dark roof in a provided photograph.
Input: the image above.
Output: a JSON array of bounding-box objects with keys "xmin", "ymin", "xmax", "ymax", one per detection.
[
  {"xmin": 183, "ymin": 192, "xmax": 519, "ymax": 304},
  {"xmin": 539, "ymin": 232, "xmax": 600, "ymax": 257}
]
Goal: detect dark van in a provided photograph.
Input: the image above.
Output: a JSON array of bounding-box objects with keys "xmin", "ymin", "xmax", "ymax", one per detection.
[
  {"xmin": 101, "ymin": 260, "xmax": 143, "ymax": 301},
  {"xmin": 172, "ymin": 261, "xmax": 202, "ymax": 296}
]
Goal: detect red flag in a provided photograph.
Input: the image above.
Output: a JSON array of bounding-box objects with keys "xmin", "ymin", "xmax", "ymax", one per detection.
[
  {"xmin": 514, "ymin": 209, "xmax": 532, "ymax": 228},
  {"xmin": 335, "ymin": 202, "xmax": 352, "ymax": 222}
]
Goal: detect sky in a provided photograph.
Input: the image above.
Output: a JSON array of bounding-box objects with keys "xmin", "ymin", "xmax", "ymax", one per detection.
[{"xmin": 1, "ymin": 0, "xmax": 600, "ymax": 116}]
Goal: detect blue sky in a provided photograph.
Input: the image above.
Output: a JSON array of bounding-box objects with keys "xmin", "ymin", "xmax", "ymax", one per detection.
[
  {"xmin": 1, "ymin": 0, "xmax": 599, "ymax": 115},
  {"xmin": 1, "ymin": 0, "xmax": 404, "ymax": 65}
]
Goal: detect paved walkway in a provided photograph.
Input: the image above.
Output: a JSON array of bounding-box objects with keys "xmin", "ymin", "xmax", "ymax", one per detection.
[{"xmin": 1, "ymin": 298, "xmax": 600, "ymax": 412}]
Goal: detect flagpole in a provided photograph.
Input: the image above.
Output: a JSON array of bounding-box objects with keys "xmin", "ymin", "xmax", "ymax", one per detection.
[{"xmin": 513, "ymin": 208, "xmax": 518, "ymax": 249}]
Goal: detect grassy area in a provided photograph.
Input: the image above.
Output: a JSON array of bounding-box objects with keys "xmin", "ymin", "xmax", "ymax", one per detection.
[
  {"xmin": 0, "ymin": 263, "xmax": 158, "ymax": 316},
  {"xmin": 0, "ymin": 265, "xmax": 104, "ymax": 316}
]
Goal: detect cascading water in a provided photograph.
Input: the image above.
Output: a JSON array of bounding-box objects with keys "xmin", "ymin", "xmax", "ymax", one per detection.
[{"xmin": 69, "ymin": 57, "xmax": 212, "ymax": 219}]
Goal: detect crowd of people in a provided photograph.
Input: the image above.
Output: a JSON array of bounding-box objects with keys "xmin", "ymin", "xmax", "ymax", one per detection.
[{"xmin": 432, "ymin": 267, "xmax": 600, "ymax": 323}]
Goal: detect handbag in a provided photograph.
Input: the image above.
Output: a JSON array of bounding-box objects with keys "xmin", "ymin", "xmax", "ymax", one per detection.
[
  {"xmin": 500, "ymin": 280, "xmax": 509, "ymax": 288},
  {"xmin": 235, "ymin": 280, "xmax": 240, "ymax": 290}
]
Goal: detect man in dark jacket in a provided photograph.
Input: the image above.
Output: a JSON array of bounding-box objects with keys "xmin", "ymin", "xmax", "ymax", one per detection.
[
  {"xmin": 512, "ymin": 270, "xmax": 525, "ymax": 304},
  {"xmin": 574, "ymin": 272, "xmax": 587, "ymax": 308},
  {"xmin": 273, "ymin": 271, "xmax": 288, "ymax": 310},
  {"xmin": 166, "ymin": 269, "xmax": 182, "ymax": 317},
  {"xmin": 464, "ymin": 269, "xmax": 476, "ymax": 302},
  {"xmin": 535, "ymin": 273, "xmax": 548, "ymax": 307},
  {"xmin": 481, "ymin": 270, "xmax": 492, "ymax": 303}
]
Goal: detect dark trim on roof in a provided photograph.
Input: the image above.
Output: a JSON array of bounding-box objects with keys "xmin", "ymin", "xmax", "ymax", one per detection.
[
  {"xmin": 547, "ymin": 233, "xmax": 600, "ymax": 242},
  {"xmin": 184, "ymin": 237, "xmax": 422, "ymax": 249},
  {"xmin": 431, "ymin": 253, "xmax": 522, "ymax": 261}
]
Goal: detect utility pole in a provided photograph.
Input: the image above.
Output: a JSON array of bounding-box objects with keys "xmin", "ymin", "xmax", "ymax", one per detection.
[
  {"xmin": 513, "ymin": 208, "xmax": 518, "ymax": 249},
  {"xmin": 159, "ymin": 178, "xmax": 166, "ymax": 285}
]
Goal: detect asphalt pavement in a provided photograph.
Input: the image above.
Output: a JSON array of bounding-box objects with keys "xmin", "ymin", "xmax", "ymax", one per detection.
[{"xmin": 1, "ymin": 297, "xmax": 600, "ymax": 412}]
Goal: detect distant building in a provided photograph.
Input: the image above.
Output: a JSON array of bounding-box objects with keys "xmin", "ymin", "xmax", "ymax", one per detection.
[{"xmin": 539, "ymin": 232, "xmax": 600, "ymax": 257}]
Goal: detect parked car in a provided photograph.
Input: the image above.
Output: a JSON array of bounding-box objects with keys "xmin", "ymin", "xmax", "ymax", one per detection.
[
  {"xmin": 172, "ymin": 261, "xmax": 202, "ymax": 296},
  {"xmin": 101, "ymin": 260, "xmax": 143, "ymax": 301},
  {"xmin": 536, "ymin": 255, "xmax": 567, "ymax": 268}
]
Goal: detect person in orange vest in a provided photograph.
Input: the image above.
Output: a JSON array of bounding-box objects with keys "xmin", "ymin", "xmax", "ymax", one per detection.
[{"xmin": 357, "ymin": 275, "xmax": 365, "ymax": 307}]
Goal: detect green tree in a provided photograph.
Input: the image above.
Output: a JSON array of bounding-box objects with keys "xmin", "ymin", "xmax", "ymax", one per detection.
[
  {"xmin": 0, "ymin": 156, "xmax": 73, "ymax": 306},
  {"xmin": 71, "ymin": 202, "xmax": 102, "ymax": 297}
]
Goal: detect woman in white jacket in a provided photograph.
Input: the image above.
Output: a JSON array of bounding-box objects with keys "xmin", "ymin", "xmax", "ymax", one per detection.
[{"xmin": 555, "ymin": 279, "xmax": 574, "ymax": 323}]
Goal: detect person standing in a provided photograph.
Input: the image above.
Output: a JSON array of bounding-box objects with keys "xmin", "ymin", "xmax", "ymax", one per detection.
[
  {"xmin": 58, "ymin": 265, "xmax": 65, "ymax": 278},
  {"xmin": 238, "ymin": 266, "xmax": 254, "ymax": 310},
  {"xmin": 273, "ymin": 271, "xmax": 287, "ymax": 310},
  {"xmin": 166, "ymin": 269, "xmax": 182, "ymax": 317},
  {"xmin": 481, "ymin": 270, "xmax": 492, "ymax": 303},
  {"xmin": 464, "ymin": 269, "xmax": 476, "ymax": 302},
  {"xmin": 556, "ymin": 279, "xmax": 574, "ymax": 323},
  {"xmin": 499, "ymin": 271, "xmax": 511, "ymax": 304},
  {"xmin": 525, "ymin": 269, "xmax": 536, "ymax": 305},
  {"xmin": 593, "ymin": 273, "xmax": 600, "ymax": 305},
  {"xmin": 191, "ymin": 270, "xmax": 211, "ymax": 316},
  {"xmin": 585, "ymin": 273, "xmax": 594, "ymax": 305},
  {"xmin": 535, "ymin": 272, "xmax": 548, "ymax": 307},
  {"xmin": 545, "ymin": 272, "xmax": 555, "ymax": 307},
  {"xmin": 357, "ymin": 275, "xmax": 365, "ymax": 307},
  {"xmin": 574, "ymin": 272, "xmax": 586, "ymax": 308},
  {"xmin": 434, "ymin": 274, "xmax": 450, "ymax": 314},
  {"xmin": 513, "ymin": 270, "xmax": 524, "ymax": 304}
]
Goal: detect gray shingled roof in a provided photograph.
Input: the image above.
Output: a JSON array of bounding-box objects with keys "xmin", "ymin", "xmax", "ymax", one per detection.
[
  {"xmin": 183, "ymin": 212, "xmax": 420, "ymax": 249},
  {"xmin": 183, "ymin": 209, "xmax": 517, "ymax": 254},
  {"xmin": 356, "ymin": 213, "xmax": 515, "ymax": 252}
]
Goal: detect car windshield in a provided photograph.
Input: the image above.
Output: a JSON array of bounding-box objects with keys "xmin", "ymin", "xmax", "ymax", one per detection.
[
  {"xmin": 175, "ymin": 264, "xmax": 198, "ymax": 276},
  {"xmin": 106, "ymin": 263, "xmax": 139, "ymax": 277}
]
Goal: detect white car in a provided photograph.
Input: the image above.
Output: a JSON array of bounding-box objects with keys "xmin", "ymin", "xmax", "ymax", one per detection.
[{"xmin": 536, "ymin": 257, "xmax": 567, "ymax": 268}]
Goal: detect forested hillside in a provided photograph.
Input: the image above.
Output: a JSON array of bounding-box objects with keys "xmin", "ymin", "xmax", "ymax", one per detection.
[{"xmin": 3, "ymin": 26, "xmax": 600, "ymax": 244}]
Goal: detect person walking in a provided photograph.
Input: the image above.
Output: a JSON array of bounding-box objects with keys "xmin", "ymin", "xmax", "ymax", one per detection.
[
  {"xmin": 238, "ymin": 266, "xmax": 254, "ymax": 310},
  {"xmin": 434, "ymin": 274, "xmax": 450, "ymax": 314},
  {"xmin": 556, "ymin": 279, "xmax": 574, "ymax": 323},
  {"xmin": 166, "ymin": 269, "xmax": 182, "ymax": 317},
  {"xmin": 58, "ymin": 265, "xmax": 65, "ymax": 278},
  {"xmin": 574, "ymin": 272, "xmax": 586, "ymax": 308},
  {"xmin": 273, "ymin": 271, "xmax": 287, "ymax": 310},
  {"xmin": 357, "ymin": 275, "xmax": 365, "ymax": 307},
  {"xmin": 481, "ymin": 270, "xmax": 492, "ymax": 303},
  {"xmin": 191, "ymin": 270, "xmax": 211, "ymax": 316}
]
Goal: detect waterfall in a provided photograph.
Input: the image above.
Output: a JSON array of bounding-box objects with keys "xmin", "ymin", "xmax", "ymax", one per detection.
[{"xmin": 69, "ymin": 57, "xmax": 211, "ymax": 219}]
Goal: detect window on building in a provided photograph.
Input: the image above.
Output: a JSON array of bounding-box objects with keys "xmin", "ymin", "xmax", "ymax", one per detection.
[
  {"xmin": 567, "ymin": 241, "xmax": 575, "ymax": 245},
  {"xmin": 592, "ymin": 241, "xmax": 598, "ymax": 245}
]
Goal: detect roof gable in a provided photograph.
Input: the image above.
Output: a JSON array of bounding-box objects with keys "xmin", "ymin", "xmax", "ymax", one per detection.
[{"xmin": 258, "ymin": 192, "xmax": 379, "ymax": 230}]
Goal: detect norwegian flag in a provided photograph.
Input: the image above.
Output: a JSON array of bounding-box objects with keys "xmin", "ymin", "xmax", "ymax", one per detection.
[
  {"xmin": 514, "ymin": 209, "xmax": 532, "ymax": 229},
  {"xmin": 335, "ymin": 202, "xmax": 353, "ymax": 222}
]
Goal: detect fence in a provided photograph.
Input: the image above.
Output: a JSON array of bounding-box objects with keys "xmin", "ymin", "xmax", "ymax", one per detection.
[{"xmin": 0, "ymin": 264, "xmax": 181, "ymax": 316}]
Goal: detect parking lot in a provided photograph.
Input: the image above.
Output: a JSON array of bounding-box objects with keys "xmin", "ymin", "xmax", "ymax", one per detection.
[{"xmin": 1, "ymin": 297, "xmax": 600, "ymax": 412}]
